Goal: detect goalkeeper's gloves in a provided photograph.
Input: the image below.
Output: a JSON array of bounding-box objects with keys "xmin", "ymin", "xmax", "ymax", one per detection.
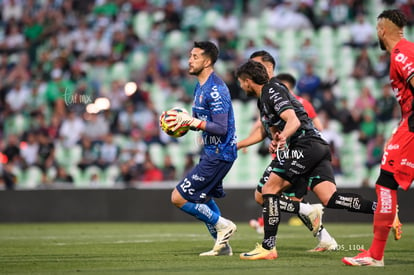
[{"xmin": 165, "ymin": 110, "xmax": 204, "ymax": 131}]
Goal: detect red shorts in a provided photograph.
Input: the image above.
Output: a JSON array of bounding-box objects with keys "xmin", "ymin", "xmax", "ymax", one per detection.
[{"xmin": 380, "ymin": 119, "xmax": 414, "ymax": 190}]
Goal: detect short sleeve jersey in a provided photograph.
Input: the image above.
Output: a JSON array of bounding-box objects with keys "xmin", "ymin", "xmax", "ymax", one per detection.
[
  {"xmin": 389, "ymin": 38, "xmax": 414, "ymax": 123},
  {"xmin": 258, "ymin": 77, "xmax": 321, "ymax": 144},
  {"xmin": 192, "ymin": 72, "xmax": 237, "ymax": 162}
]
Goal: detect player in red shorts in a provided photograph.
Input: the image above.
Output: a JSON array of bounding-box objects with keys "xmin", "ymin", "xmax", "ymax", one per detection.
[{"xmin": 342, "ymin": 9, "xmax": 414, "ymax": 267}]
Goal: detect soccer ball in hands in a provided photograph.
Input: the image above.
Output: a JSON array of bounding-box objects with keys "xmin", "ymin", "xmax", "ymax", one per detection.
[{"xmin": 159, "ymin": 107, "xmax": 190, "ymax": 138}]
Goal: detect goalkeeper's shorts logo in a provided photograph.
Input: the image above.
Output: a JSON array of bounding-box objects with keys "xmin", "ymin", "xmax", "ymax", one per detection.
[{"xmin": 191, "ymin": 174, "xmax": 205, "ymax": 181}]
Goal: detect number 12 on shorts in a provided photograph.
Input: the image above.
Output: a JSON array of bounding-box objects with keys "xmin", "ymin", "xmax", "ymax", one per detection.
[{"xmin": 180, "ymin": 178, "xmax": 195, "ymax": 195}]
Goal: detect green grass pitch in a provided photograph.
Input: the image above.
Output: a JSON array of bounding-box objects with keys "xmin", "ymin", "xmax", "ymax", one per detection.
[{"xmin": 0, "ymin": 222, "xmax": 413, "ymax": 274}]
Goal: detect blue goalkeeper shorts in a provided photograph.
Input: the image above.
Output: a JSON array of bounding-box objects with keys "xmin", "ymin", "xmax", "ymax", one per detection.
[{"xmin": 176, "ymin": 154, "xmax": 234, "ymax": 203}]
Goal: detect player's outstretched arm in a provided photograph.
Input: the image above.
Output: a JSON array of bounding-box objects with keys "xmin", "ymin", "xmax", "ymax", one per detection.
[{"xmin": 237, "ymin": 123, "xmax": 266, "ymax": 150}]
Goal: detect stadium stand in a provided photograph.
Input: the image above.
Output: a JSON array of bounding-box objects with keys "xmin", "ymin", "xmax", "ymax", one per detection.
[{"xmin": 0, "ymin": 0, "xmax": 413, "ymax": 190}]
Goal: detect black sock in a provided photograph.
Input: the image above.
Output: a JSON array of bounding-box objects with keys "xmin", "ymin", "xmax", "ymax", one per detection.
[
  {"xmin": 327, "ymin": 192, "xmax": 376, "ymax": 214},
  {"xmin": 262, "ymin": 194, "xmax": 280, "ymax": 250},
  {"xmin": 279, "ymin": 196, "xmax": 300, "ymax": 214},
  {"xmin": 280, "ymin": 196, "xmax": 317, "ymax": 231}
]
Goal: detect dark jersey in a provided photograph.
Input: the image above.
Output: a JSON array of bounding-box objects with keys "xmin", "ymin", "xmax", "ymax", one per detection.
[{"xmin": 258, "ymin": 77, "xmax": 322, "ymax": 144}]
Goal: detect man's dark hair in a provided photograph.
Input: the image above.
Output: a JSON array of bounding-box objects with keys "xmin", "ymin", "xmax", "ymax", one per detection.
[
  {"xmin": 377, "ymin": 9, "xmax": 407, "ymax": 28},
  {"xmin": 236, "ymin": 60, "xmax": 269, "ymax": 85},
  {"xmin": 275, "ymin": 73, "xmax": 296, "ymax": 88},
  {"xmin": 194, "ymin": 41, "xmax": 219, "ymax": 65},
  {"xmin": 249, "ymin": 50, "xmax": 276, "ymax": 69}
]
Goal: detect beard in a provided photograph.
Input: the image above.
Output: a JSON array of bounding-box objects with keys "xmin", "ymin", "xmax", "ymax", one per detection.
[
  {"xmin": 189, "ymin": 66, "xmax": 203, "ymax": 76},
  {"xmin": 378, "ymin": 38, "xmax": 386, "ymax": 51}
]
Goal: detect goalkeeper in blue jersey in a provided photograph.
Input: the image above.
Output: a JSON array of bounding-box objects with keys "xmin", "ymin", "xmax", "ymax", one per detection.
[{"xmin": 165, "ymin": 41, "xmax": 237, "ymax": 256}]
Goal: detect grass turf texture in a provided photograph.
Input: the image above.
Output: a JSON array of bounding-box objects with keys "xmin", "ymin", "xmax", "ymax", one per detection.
[{"xmin": 0, "ymin": 222, "xmax": 413, "ymax": 274}]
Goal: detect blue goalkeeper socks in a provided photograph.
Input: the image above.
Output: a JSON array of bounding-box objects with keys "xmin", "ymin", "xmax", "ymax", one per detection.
[
  {"xmin": 181, "ymin": 201, "xmax": 220, "ymax": 226},
  {"xmin": 204, "ymin": 199, "xmax": 221, "ymax": 239}
]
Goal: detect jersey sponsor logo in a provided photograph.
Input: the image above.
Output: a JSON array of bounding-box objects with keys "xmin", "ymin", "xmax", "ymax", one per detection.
[
  {"xmin": 387, "ymin": 144, "xmax": 400, "ymax": 150},
  {"xmin": 401, "ymin": 158, "xmax": 414, "ymax": 168},
  {"xmin": 211, "ymin": 101, "xmax": 224, "ymax": 112},
  {"xmin": 211, "ymin": 100, "xmax": 224, "ymax": 112},
  {"xmin": 210, "ymin": 91, "xmax": 220, "ymax": 99},
  {"xmin": 395, "ymin": 52, "xmax": 414, "ymax": 75},
  {"xmin": 274, "ymin": 100, "xmax": 290, "ymax": 112},
  {"xmin": 379, "ymin": 187, "xmax": 393, "ymax": 214},
  {"xmin": 210, "ymin": 86, "xmax": 222, "ymax": 101}
]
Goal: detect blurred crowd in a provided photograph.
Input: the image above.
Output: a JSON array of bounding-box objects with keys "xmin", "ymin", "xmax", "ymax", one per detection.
[{"xmin": 0, "ymin": 0, "xmax": 413, "ymax": 189}]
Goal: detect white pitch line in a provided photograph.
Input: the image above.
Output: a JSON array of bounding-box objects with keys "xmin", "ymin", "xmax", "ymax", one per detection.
[
  {"xmin": 0, "ymin": 233, "xmax": 207, "ymax": 241},
  {"xmin": 1, "ymin": 233, "xmax": 372, "ymax": 247},
  {"xmin": 54, "ymin": 240, "xmax": 155, "ymax": 246}
]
